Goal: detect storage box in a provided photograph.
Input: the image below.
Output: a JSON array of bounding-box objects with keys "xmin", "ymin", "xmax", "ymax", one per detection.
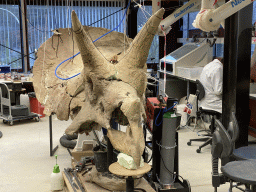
[
  {"xmin": 176, "ymin": 67, "xmax": 203, "ymax": 79},
  {"xmin": 3, "ymin": 105, "xmax": 29, "ymax": 116}
]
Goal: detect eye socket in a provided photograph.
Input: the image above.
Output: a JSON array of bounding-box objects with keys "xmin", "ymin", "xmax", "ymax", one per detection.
[
  {"xmin": 112, "ymin": 107, "xmax": 129, "ymax": 126},
  {"xmin": 70, "ymin": 106, "xmax": 82, "ymax": 119}
]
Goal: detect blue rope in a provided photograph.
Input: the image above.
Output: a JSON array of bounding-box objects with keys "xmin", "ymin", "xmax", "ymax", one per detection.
[{"xmin": 55, "ymin": 0, "xmax": 131, "ymax": 80}]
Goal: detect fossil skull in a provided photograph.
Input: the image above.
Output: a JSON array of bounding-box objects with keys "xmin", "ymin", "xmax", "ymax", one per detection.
[{"xmin": 33, "ymin": 9, "xmax": 164, "ymax": 168}]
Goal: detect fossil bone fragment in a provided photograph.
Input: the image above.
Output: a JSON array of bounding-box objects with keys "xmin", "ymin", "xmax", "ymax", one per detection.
[{"xmin": 33, "ymin": 9, "xmax": 164, "ymax": 168}]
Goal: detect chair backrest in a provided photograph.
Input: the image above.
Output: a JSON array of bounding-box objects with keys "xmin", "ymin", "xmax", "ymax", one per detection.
[
  {"xmin": 212, "ymin": 119, "xmax": 233, "ymax": 159},
  {"xmin": 227, "ymin": 112, "xmax": 239, "ymax": 143},
  {"xmin": 0, "ymin": 83, "xmax": 12, "ymax": 116},
  {"xmin": 196, "ymin": 80, "xmax": 205, "ymax": 101}
]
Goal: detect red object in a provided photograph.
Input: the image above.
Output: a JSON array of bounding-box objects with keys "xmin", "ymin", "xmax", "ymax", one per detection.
[
  {"xmin": 146, "ymin": 97, "xmax": 167, "ymax": 132},
  {"xmin": 29, "ymin": 97, "xmax": 45, "ymax": 118}
]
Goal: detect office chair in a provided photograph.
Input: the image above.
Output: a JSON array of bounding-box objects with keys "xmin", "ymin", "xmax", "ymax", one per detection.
[
  {"xmin": 187, "ymin": 80, "xmax": 221, "ymax": 153},
  {"xmin": 212, "ymin": 119, "xmax": 256, "ymax": 192},
  {"xmin": 227, "ymin": 112, "xmax": 256, "ymax": 161}
]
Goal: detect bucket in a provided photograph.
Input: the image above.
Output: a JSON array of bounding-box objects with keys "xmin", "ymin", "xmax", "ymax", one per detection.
[{"xmin": 93, "ymin": 145, "xmax": 108, "ymax": 172}]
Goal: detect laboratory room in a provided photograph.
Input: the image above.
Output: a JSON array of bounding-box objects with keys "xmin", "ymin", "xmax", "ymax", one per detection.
[{"xmin": 1, "ymin": 0, "xmax": 256, "ymax": 191}]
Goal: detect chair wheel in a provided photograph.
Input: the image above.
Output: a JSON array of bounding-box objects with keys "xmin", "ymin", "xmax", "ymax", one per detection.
[
  {"xmin": 3, "ymin": 120, "xmax": 7, "ymax": 124},
  {"xmin": 196, "ymin": 149, "xmax": 201, "ymax": 153},
  {"xmin": 187, "ymin": 141, "xmax": 191, "ymax": 146},
  {"xmin": 9, "ymin": 121, "xmax": 13, "ymax": 126}
]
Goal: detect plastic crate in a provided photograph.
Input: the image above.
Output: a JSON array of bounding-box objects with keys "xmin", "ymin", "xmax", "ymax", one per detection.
[{"xmin": 29, "ymin": 97, "xmax": 45, "ymax": 118}]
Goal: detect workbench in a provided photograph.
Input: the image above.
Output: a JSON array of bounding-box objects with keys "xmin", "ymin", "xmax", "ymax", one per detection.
[{"xmin": 158, "ymin": 69, "xmax": 197, "ymax": 100}]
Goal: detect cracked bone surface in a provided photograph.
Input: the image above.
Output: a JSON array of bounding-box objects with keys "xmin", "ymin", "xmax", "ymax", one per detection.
[{"xmin": 33, "ymin": 9, "xmax": 164, "ymax": 168}]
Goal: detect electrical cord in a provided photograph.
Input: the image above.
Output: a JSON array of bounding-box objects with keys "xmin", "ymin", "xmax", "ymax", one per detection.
[{"xmin": 54, "ymin": 0, "xmax": 131, "ymax": 80}]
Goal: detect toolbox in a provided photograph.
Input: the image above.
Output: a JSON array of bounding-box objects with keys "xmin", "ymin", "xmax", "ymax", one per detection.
[{"xmin": 3, "ymin": 105, "xmax": 29, "ymax": 117}]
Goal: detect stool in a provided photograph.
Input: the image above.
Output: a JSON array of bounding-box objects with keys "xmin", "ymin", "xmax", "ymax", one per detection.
[
  {"xmin": 233, "ymin": 145, "xmax": 256, "ymax": 160},
  {"xmin": 109, "ymin": 162, "xmax": 151, "ymax": 192},
  {"xmin": 221, "ymin": 160, "xmax": 256, "ymax": 191}
]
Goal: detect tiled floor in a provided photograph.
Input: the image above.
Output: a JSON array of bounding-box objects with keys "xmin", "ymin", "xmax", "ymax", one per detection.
[{"xmin": 0, "ymin": 116, "xmax": 253, "ymax": 192}]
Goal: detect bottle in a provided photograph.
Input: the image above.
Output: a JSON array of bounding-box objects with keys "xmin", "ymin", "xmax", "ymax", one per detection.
[{"xmin": 50, "ymin": 155, "xmax": 64, "ymax": 191}]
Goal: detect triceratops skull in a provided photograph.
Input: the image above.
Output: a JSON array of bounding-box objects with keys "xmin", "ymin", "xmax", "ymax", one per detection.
[{"xmin": 33, "ymin": 9, "xmax": 164, "ymax": 168}]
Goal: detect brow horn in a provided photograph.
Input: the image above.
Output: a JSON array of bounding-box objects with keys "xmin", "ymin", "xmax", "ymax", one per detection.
[
  {"xmin": 71, "ymin": 11, "xmax": 109, "ymax": 72},
  {"xmin": 118, "ymin": 8, "xmax": 165, "ymax": 69}
]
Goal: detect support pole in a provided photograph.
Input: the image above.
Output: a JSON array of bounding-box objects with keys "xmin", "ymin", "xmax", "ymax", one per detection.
[
  {"xmin": 49, "ymin": 115, "xmax": 59, "ymax": 156},
  {"xmin": 222, "ymin": 1, "xmax": 252, "ymax": 148},
  {"xmin": 126, "ymin": 176, "xmax": 134, "ymax": 192},
  {"xmin": 107, "ymin": 136, "xmax": 114, "ymax": 168},
  {"xmin": 235, "ymin": 4, "xmax": 253, "ymax": 148},
  {"xmin": 222, "ymin": 10, "xmax": 238, "ymax": 133},
  {"xmin": 19, "ymin": 0, "xmax": 30, "ymax": 73},
  {"xmin": 107, "ymin": 118, "xmax": 118, "ymax": 168}
]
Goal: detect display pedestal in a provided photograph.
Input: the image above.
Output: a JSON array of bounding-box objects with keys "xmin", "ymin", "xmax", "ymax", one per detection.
[{"xmin": 109, "ymin": 162, "xmax": 151, "ymax": 192}]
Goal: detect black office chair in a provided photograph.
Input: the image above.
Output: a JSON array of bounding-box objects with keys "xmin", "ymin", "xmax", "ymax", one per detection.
[
  {"xmin": 187, "ymin": 80, "xmax": 222, "ymax": 153},
  {"xmin": 227, "ymin": 112, "xmax": 256, "ymax": 161},
  {"xmin": 212, "ymin": 119, "xmax": 256, "ymax": 192}
]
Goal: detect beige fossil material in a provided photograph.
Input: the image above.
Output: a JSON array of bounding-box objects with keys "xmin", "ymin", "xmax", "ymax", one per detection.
[{"xmin": 33, "ymin": 9, "xmax": 164, "ymax": 168}]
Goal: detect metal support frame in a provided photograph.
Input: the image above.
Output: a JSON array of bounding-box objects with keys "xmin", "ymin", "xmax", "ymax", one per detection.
[
  {"xmin": 235, "ymin": 4, "xmax": 253, "ymax": 148},
  {"xmin": 107, "ymin": 118, "xmax": 118, "ymax": 168},
  {"xmin": 49, "ymin": 115, "xmax": 59, "ymax": 156},
  {"xmin": 222, "ymin": 1, "xmax": 252, "ymax": 148},
  {"xmin": 222, "ymin": 8, "xmax": 238, "ymax": 133},
  {"xmin": 18, "ymin": 0, "xmax": 30, "ymax": 73}
]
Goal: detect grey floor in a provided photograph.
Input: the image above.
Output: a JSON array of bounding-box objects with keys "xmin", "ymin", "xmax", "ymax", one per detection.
[{"xmin": 0, "ymin": 116, "xmax": 250, "ymax": 192}]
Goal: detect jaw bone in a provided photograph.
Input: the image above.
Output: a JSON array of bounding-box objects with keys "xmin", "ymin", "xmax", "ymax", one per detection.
[{"xmin": 67, "ymin": 9, "xmax": 165, "ymax": 168}]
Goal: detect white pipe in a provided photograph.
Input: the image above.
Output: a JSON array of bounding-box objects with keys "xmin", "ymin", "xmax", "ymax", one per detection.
[
  {"xmin": 193, "ymin": 0, "xmax": 255, "ymax": 32},
  {"xmin": 157, "ymin": 0, "xmax": 202, "ymax": 35},
  {"xmin": 152, "ymin": 0, "xmax": 161, "ymax": 15},
  {"xmin": 201, "ymin": 0, "xmax": 215, "ymax": 9},
  {"xmin": 211, "ymin": 0, "xmax": 253, "ymax": 25}
]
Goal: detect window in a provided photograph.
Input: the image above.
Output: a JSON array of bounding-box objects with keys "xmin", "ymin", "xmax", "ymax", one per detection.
[
  {"xmin": 1, "ymin": 1, "xmax": 126, "ymax": 70},
  {"xmin": 0, "ymin": 4, "xmax": 21, "ymax": 69}
]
